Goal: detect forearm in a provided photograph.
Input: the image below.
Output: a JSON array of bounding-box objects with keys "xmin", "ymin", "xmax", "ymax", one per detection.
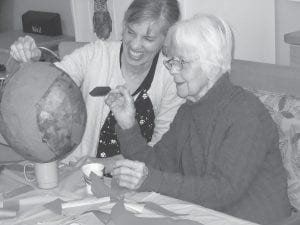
[
  {"xmin": 139, "ymin": 115, "xmax": 273, "ymax": 210},
  {"xmin": 116, "ymin": 123, "xmax": 155, "ymax": 163},
  {"xmin": 117, "ymin": 121, "xmax": 178, "ymax": 170},
  {"xmin": 138, "ymin": 168, "xmax": 238, "ymax": 210}
]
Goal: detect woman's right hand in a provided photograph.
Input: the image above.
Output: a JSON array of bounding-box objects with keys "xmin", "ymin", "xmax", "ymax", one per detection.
[
  {"xmin": 105, "ymin": 86, "xmax": 136, "ymax": 130},
  {"xmin": 10, "ymin": 35, "xmax": 41, "ymax": 62}
]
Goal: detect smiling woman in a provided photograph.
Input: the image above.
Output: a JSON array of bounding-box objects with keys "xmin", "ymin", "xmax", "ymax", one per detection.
[{"xmin": 9, "ymin": 0, "xmax": 185, "ymax": 165}]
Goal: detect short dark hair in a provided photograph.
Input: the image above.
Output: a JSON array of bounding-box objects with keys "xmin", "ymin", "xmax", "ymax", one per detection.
[{"xmin": 124, "ymin": 0, "xmax": 180, "ymax": 31}]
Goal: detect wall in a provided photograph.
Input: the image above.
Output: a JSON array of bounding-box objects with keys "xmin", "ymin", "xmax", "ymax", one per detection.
[
  {"xmin": 276, "ymin": 0, "xmax": 300, "ymax": 65},
  {"xmin": 0, "ymin": 0, "xmax": 74, "ymax": 36},
  {"xmin": 181, "ymin": 0, "xmax": 276, "ymax": 64},
  {"xmin": 69, "ymin": 0, "xmax": 300, "ymax": 65},
  {"xmin": 70, "ymin": 0, "xmax": 185, "ymax": 42},
  {"xmin": 2, "ymin": 0, "xmax": 300, "ymax": 65},
  {"xmin": 71, "ymin": 0, "xmax": 276, "ymax": 63}
]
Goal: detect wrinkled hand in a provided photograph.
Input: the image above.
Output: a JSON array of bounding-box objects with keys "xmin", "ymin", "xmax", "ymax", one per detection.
[
  {"xmin": 111, "ymin": 159, "xmax": 148, "ymax": 190},
  {"xmin": 10, "ymin": 35, "xmax": 41, "ymax": 62},
  {"xmin": 105, "ymin": 85, "xmax": 136, "ymax": 130}
]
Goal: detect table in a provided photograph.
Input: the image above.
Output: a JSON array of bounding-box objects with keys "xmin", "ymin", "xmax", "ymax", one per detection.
[
  {"xmin": 0, "ymin": 30, "xmax": 74, "ymax": 51},
  {"xmin": 0, "ymin": 30, "xmax": 74, "ymax": 81},
  {"xmin": 0, "ymin": 162, "xmax": 258, "ymax": 225}
]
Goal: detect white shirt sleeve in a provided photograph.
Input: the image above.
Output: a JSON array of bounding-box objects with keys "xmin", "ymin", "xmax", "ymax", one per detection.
[{"xmin": 54, "ymin": 42, "xmax": 99, "ymax": 87}]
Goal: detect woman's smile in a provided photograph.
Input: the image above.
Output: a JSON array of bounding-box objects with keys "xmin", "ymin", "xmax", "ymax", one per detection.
[{"xmin": 128, "ymin": 48, "xmax": 144, "ymax": 60}]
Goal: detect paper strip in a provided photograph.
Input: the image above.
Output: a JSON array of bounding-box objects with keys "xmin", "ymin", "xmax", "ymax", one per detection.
[
  {"xmin": 144, "ymin": 201, "xmax": 188, "ymax": 217},
  {"xmin": 3, "ymin": 185, "xmax": 34, "ymax": 199},
  {"xmin": 0, "ymin": 208, "xmax": 17, "ymax": 219},
  {"xmin": 3, "ymin": 199, "xmax": 19, "ymax": 211},
  {"xmin": 44, "ymin": 197, "xmax": 110, "ymax": 215},
  {"xmin": 62, "ymin": 197, "xmax": 110, "ymax": 209}
]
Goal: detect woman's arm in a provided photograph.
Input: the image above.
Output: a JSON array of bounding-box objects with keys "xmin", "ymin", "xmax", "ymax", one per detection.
[
  {"xmin": 119, "ymin": 106, "xmax": 275, "ymax": 210},
  {"xmin": 117, "ymin": 103, "xmax": 189, "ymax": 173}
]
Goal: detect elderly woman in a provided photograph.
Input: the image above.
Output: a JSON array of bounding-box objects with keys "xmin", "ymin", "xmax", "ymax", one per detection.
[
  {"xmin": 106, "ymin": 14, "xmax": 291, "ymax": 224},
  {"xmin": 9, "ymin": 0, "xmax": 185, "ymax": 163}
]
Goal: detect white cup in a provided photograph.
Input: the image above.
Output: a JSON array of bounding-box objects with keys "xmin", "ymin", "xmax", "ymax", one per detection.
[
  {"xmin": 81, "ymin": 163, "xmax": 104, "ymax": 194},
  {"xmin": 24, "ymin": 161, "xmax": 58, "ymax": 189}
]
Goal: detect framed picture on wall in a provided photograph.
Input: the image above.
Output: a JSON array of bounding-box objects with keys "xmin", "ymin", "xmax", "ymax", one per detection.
[{"xmin": 70, "ymin": 0, "xmax": 118, "ymax": 42}]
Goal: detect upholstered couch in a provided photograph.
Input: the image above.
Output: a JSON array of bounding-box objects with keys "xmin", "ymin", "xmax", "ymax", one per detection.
[
  {"xmin": 231, "ymin": 60, "xmax": 300, "ymax": 211},
  {"xmin": 1, "ymin": 42, "xmax": 300, "ymax": 224},
  {"xmin": 228, "ymin": 60, "xmax": 300, "ymax": 225}
]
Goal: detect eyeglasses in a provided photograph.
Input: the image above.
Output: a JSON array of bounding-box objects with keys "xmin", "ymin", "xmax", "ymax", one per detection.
[
  {"xmin": 163, "ymin": 57, "xmax": 190, "ymax": 72},
  {"xmin": 163, "ymin": 56, "xmax": 222, "ymax": 72}
]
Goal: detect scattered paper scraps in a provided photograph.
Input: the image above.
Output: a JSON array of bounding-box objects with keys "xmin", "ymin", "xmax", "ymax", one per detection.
[
  {"xmin": 0, "ymin": 208, "xmax": 17, "ymax": 219},
  {"xmin": 90, "ymin": 172, "xmax": 110, "ymax": 198},
  {"xmin": 143, "ymin": 201, "xmax": 189, "ymax": 217},
  {"xmin": 2, "ymin": 199, "xmax": 19, "ymax": 211},
  {"xmin": 109, "ymin": 177, "xmax": 131, "ymax": 201},
  {"xmin": 3, "ymin": 185, "xmax": 34, "ymax": 199},
  {"xmin": 83, "ymin": 210, "xmax": 111, "ymax": 224},
  {"xmin": 43, "ymin": 197, "xmax": 110, "ymax": 216},
  {"xmin": 43, "ymin": 198, "xmax": 65, "ymax": 215},
  {"xmin": 111, "ymin": 200, "xmax": 204, "ymax": 225},
  {"xmin": 70, "ymin": 211, "xmax": 106, "ymax": 225}
]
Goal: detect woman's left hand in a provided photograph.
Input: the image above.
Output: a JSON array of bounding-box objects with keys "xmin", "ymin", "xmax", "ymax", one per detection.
[
  {"xmin": 105, "ymin": 85, "xmax": 136, "ymax": 130},
  {"xmin": 111, "ymin": 159, "xmax": 149, "ymax": 190}
]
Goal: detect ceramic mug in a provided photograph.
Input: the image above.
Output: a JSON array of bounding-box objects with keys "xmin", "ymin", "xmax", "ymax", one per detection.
[{"xmin": 24, "ymin": 161, "xmax": 58, "ymax": 189}]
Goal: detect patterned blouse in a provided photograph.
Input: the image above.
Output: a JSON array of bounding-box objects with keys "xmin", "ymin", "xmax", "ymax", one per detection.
[{"xmin": 96, "ymin": 45, "xmax": 158, "ymax": 158}]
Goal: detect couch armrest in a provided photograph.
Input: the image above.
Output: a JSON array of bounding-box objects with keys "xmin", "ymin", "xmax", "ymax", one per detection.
[
  {"xmin": 230, "ymin": 59, "xmax": 300, "ymax": 96},
  {"xmin": 58, "ymin": 41, "xmax": 88, "ymax": 59}
]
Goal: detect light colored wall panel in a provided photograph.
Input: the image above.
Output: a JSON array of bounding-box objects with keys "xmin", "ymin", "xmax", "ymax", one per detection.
[{"xmin": 180, "ymin": 0, "xmax": 275, "ymax": 63}]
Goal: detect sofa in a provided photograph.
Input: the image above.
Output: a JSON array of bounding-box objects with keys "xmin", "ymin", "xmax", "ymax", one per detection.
[
  {"xmin": 230, "ymin": 59, "xmax": 300, "ymax": 212},
  {"xmin": 1, "ymin": 41, "xmax": 300, "ymax": 224}
]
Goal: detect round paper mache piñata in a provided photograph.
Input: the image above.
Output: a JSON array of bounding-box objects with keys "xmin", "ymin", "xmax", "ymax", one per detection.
[{"xmin": 0, "ymin": 62, "xmax": 87, "ymax": 163}]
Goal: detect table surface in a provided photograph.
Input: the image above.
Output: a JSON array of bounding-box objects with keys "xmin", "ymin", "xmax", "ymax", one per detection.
[
  {"xmin": 0, "ymin": 30, "xmax": 74, "ymax": 51},
  {"xmin": 0, "ymin": 30, "xmax": 74, "ymax": 78},
  {"xmin": 0, "ymin": 161, "xmax": 258, "ymax": 225}
]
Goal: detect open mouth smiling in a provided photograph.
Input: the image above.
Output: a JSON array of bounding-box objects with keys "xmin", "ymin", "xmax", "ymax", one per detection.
[{"xmin": 129, "ymin": 49, "xmax": 144, "ymax": 59}]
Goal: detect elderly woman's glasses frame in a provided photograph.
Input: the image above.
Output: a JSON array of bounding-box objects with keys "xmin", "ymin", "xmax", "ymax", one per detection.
[{"xmin": 163, "ymin": 57, "xmax": 190, "ymax": 72}]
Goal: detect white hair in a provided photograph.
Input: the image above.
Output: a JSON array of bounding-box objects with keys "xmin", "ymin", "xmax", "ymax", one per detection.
[{"xmin": 165, "ymin": 13, "xmax": 234, "ymax": 75}]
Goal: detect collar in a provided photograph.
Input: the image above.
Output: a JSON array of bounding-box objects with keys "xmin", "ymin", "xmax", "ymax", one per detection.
[{"xmin": 186, "ymin": 73, "xmax": 235, "ymax": 108}]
